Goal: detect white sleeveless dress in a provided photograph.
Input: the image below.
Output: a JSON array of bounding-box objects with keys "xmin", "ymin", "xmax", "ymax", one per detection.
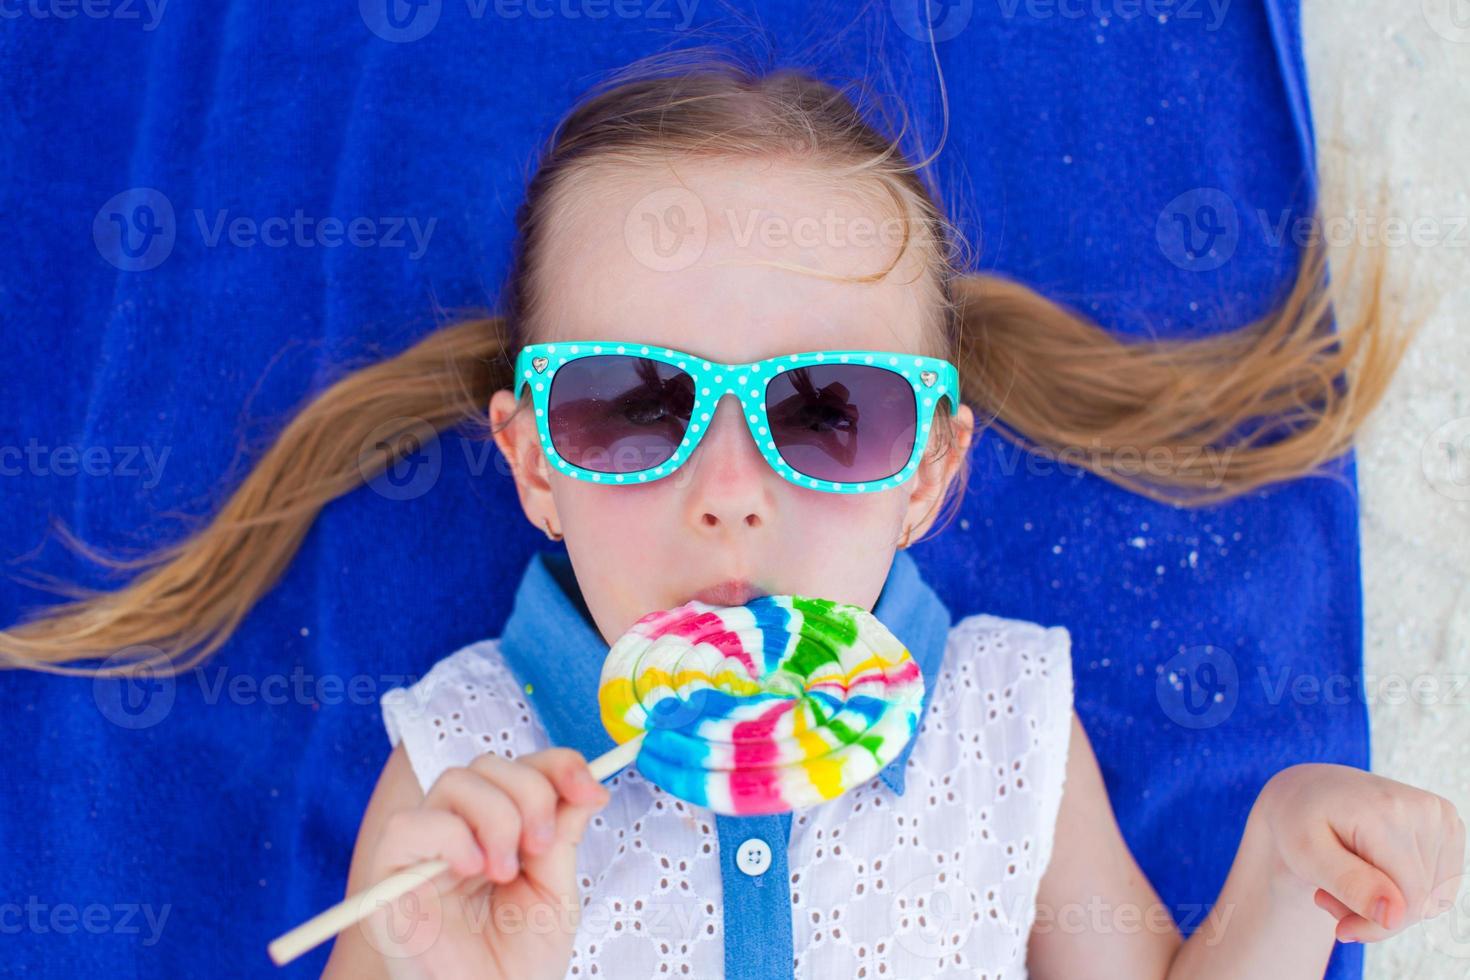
[{"xmin": 382, "ymin": 611, "xmax": 1074, "ymax": 979}]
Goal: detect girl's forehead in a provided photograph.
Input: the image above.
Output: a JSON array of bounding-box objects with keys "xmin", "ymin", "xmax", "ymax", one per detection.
[{"xmin": 535, "ymin": 159, "xmax": 934, "ymax": 361}]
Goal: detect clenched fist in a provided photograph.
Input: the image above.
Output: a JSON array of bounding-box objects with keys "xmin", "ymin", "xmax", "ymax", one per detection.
[{"xmin": 1254, "ymin": 762, "xmax": 1465, "ymax": 944}]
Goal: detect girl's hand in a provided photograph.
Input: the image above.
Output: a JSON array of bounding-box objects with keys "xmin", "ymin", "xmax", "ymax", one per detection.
[
  {"xmin": 361, "ymin": 748, "xmax": 611, "ymax": 980},
  {"xmin": 1254, "ymin": 762, "xmax": 1465, "ymax": 944}
]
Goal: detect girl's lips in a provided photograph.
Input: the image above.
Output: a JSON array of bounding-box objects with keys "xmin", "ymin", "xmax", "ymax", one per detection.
[{"xmin": 689, "ymin": 580, "xmax": 768, "ymax": 606}]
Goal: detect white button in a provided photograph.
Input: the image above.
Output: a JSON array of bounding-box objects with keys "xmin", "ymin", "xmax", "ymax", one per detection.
[{"xmin": 735, "ymin": 837, "xmax": 772, "ymax": 876}]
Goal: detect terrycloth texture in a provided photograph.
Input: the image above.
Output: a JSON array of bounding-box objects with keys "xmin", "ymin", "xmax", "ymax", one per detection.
[{"xmin": 0, "ymin": 3, "xmax": 1362, "ymax": 977}]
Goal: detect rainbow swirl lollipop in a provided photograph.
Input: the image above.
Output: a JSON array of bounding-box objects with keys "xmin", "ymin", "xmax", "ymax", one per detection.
[
  {"xmin": 267, "ymin": 594, "xmax": 923, "ymax": 966},
  {"xmin": 597, "ymin": 595, "xmax": 924, "ymax": 815}
]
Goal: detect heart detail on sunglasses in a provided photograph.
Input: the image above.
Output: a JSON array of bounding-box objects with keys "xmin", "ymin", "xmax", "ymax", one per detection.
[
  {"xmin": 920, "ymin": 370, "xmax": 937, "ymax": 388},
  {"xmin": 532, "ymin": 356, "xmax": 550, "ymax": 374}
]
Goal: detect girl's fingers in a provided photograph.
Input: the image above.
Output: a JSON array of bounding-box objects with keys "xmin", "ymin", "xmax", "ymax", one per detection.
[
  {"xmin": 357, "ymin": 749, "xmax": 612, "ymax": 969},
  {"xmin": 423, "ymin": 766, "xmax": 526, "ymax": 883},
  {"xmin": 418, "ymin": 751, "xmax": 609, "ymax": 888},
  {"xmin": 1313, "ymin": 821, "xmax": 1444, "ymax": 942},
  {"xmin": 1312, "ymin": 881, "xmax": 1391, "ymax": 945},
  {"xmin": 466, "ymin": 752, "xmax": 562, "ymax": 858},
  {"xmin": 516, "ymin": 748, "xmax": 611, "ymax": 804},
  {"xmin": 1359, "ymin": 826, "xmax": 1436, "ymax": 932},
  {"xmin": 1293, "ymin": 825, "xmax": 1406, "ymax": 939},
  {"xmin": 1312, "ymin": 887, "xmax": 1353, "ymax": 922},
  {"xmin": 507, "ymin": 749, "xmax": 611, "ymax": 892},
  {"xmin": 516, "ymin": 748, "xmax": 613, "ymax": 839},
  {"xmin": 1332, "ymin": 912, "xmax": 1381, "ymax": 943},
  {"xmin": 374, "ymin": 807, "xmax": 485, "ymax": 882},
  {"xmin": 550, "ymin": 780, "xmax": 612, "ymax": 851}
]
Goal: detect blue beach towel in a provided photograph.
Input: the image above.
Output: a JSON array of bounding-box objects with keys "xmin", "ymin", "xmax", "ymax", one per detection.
[{"xmin": 0, "ymin": 2, "xmax": 1363, "ymax": 976}]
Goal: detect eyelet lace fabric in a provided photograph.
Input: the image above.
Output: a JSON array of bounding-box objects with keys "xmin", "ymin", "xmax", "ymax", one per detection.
[{"xmin": 381, "ymin": 612, "xmax": 1074, "ymax": 979}]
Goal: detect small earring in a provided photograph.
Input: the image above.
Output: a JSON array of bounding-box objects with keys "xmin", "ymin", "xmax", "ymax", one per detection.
[{"xmin": 541, "ymin": 517, "xmax": 563, "ymax": 542}]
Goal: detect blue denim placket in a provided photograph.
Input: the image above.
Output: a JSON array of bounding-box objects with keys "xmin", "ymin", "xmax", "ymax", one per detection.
[
  {"xmin": 715, "ymin": 811, "xmax": 795, "ymax": 978},
  {"xmin": 498, "ymin": 548, "xmax": 953, "ymax": 979}
]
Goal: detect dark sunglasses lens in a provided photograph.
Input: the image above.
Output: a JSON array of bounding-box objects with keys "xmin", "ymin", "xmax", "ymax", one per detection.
[
  {"xmin": 546, "ymin": 355, "xmax": 695, "ymax": 474},
  {"xmin": 765, "ymin": 365, "xmax": 917, "ymax": 485}
]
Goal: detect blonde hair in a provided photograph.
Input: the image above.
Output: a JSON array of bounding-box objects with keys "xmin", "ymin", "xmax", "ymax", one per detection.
[{"xmin": 1, "ymin": 49, "xmax": 1416, "ymax": 676}]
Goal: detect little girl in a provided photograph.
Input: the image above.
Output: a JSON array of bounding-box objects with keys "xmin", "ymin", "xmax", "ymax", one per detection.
[{"xmin": 3, "ymin": 52, "xmax": 1461, "ymax": 980}]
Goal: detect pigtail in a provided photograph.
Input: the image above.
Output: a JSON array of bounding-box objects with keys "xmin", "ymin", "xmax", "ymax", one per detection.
[
  {"xmin": 944, "ymin": 236, "xmax": 1416, "ymax": 508},
  {"xmin": 0, "ymin": 318, "xmax": 513, "ymax": 676}
]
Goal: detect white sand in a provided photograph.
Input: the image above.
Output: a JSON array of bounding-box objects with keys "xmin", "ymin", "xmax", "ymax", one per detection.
[{"xmin": 1303, "ymin": 3, "xmax": 1470, "ymax": 975}]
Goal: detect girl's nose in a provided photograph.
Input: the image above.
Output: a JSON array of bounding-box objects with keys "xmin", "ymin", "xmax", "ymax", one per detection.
[{"xmin": 681, "ymin": 394, "xmax": 774, "ymax": 533}]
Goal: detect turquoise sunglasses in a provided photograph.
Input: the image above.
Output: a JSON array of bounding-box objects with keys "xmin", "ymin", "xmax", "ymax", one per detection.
[{"xmin": 513, "ymin": 342, "xmax": 960, "ymax": 494}]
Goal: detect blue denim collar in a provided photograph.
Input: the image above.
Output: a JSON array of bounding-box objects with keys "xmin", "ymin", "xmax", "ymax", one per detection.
[{"xmin": 498, "ymin": 548, "xmax": 952, "ymax": 796}]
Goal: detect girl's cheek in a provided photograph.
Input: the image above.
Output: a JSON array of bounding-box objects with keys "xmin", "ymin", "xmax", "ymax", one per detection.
[
  {"xmin": 790, "ymin": 483, "xmax": 901, "ymax": 531},
  {"xmin": 557, "ymin": 479, "xmax": 670, "ymax": 543}
]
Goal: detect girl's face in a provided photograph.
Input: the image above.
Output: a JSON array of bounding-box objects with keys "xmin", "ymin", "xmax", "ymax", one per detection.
[{"xmin": 491, "ymin": 157, "xmax": 974, "ymax": 648}]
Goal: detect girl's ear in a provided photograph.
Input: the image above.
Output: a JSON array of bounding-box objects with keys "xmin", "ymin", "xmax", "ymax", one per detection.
[
  {"xmin": 489, "ymin": 389, "xmax": 560, "ymax": 530},
  {"xmin": 900, "ymin": 402, "xmax": 974, "ymax": 545}
]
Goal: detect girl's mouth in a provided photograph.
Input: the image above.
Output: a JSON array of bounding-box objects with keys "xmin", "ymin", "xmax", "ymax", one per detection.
[{"xmin": 687, "ymin": 580, "xmax": 768, "ymax": 606}]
